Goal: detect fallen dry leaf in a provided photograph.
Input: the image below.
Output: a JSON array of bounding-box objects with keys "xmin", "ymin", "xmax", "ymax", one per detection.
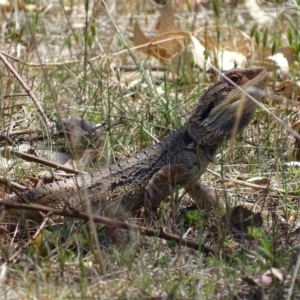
[
  {"xmin": 274, "ymin": 80, "xmax": 300, "ymax": 101},
  {"xmin": 267, "ymin": 53, "xmax": 290, "ymax": 80},
  {"xmin": 246, "ymin": 176, "xmax": 270, "ymax": 185},
  {"xmin": 156, "ymin": 0, "xmax": 177, "ymax": 33},
  {"xmin": 0, "ymin": 0, "xmax": 37, "ymax": 12},
  {"xmin": 132, "ymin": 21, "xmax": 152, "ymax": 50},
  {"xmin": 277, "ymin": 46, "xmax": 297, "ymax": 65},
  {"xmin": 133, "ymin": 0, "xmax": 208, "ymax": 75},
  {"xmin": 169, "ymin": 34, "xmax": 209, "ymax": 79},
  {"xmin": 217, "ymin": 49, "xmax": 246, "ymax": 71},
  {"xmin": 256, "ymin": 46, "xmax": 296, "ymax": 73},
  {"xmin": 284, "ymin": 161, "xmax": 300, "ymax": 168},
  {"xmin": 195, "ymin": 27, "xmax": 253, "ymax": 70},
  {"xmin": 235, "ymin": 37, "xmax": 254, "ymax": 57},
  {"xmin": 189, "ymin": 35, "xmax": 210, "ymax": 70},
  {"xmin": 261, "ymin": 268, "xmax": 283, "ymax": 286},
  {"xmin": 133, "ymin": 22, "xmax": 193, "ymax": 66}
]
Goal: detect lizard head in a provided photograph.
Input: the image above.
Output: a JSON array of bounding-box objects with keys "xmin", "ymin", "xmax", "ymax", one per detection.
[{"xmin": 187, "ymin": 67, "xmax": 267, "ymax": 148}]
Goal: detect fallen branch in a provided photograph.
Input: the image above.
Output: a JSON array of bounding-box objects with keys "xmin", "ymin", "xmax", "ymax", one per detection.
[
  {"xmin": 0, "ymin": 201, "xmax": 225, "ymax": 259},
  {"xmin": 9, "ymin": 150, "xmax": 84, "ymax": 175}
]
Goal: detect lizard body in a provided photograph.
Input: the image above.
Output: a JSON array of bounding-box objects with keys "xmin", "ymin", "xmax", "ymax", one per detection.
[{"xmin": 2, "ymin": 67, "xmax": 267, "ymax": 221}]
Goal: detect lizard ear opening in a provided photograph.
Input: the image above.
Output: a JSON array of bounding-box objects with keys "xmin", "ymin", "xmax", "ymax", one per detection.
[
  {"xmin": 197, "ymin": 101, "xmax": 215, "ymax": 121},
  {"xmin": 186, "ymin": 122, "xmax": 209, "ymax": 145}
]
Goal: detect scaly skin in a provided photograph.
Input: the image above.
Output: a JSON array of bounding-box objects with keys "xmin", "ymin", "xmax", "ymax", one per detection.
[{"xmin": 2, "ymin": 67, "xmax": 267, "ymax": 222}]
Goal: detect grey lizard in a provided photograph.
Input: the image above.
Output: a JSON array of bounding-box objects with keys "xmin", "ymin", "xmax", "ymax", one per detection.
[{"xmin": 1, "ymin": 67, "xmax": 267, "ymax": 222}]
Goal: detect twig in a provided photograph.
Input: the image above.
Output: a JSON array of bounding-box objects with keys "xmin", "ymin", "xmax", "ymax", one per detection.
[
  {"xmin": 0, "ymin": 201, "xmax": 222, "ymax": 259},
  {"xmin": 2, "ymin": 93, "xmax": 28, "ymax": 98},
  {"xmin": 9, "ymin": 150, "xmax": 84, "ymax": 175},
  {"xmin": 0, "ymin": 129, "xmax": 40, "ymax": 143},
  {"xmin": 207, "ymin": 169, "xmax": 293, "ymax": 195},
  {"xmin": 0, "ymin": 52, "xmax": 51, "ymax": 128},
  {"xmin": 0, "ymin": 176, "xmax": 27, "ymax": 191},
  {"xmin": 0, "ymin": 36, "xmax": 188, "ymax": 67}
]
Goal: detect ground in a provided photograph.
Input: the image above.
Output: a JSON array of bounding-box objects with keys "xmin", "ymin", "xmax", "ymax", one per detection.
[{"xmin": 0, "ymin": 0, "xmax": 300, "ymax": 299}]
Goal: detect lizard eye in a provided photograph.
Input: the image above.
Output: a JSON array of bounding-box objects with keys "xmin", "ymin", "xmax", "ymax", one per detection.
[{"xmin": 228, "ymin": 74, "xmax": 241, "ymax": 84}]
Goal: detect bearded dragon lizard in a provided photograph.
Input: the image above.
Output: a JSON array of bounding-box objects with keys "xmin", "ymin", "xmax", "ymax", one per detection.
[{"xmin": 1, "ymin": 67, "xmax": 267, "ymax": 222}]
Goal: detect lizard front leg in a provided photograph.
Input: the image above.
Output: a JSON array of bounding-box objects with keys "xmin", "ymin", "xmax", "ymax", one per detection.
[
  {"xmin": 186, "ymin": 182, "xmax": 218, "ymax": 210},
  {"xmin": 144, "ymin": 164, "xmax": 199, "ymax": 216}
]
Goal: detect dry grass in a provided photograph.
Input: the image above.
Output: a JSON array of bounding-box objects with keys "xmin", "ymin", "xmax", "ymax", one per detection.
[{"xmin": 0, "ymin": 0, "xmax": 300, "ymax": 299}]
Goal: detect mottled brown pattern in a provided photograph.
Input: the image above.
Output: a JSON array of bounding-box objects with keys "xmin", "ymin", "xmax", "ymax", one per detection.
[{"xmin": 2, "ymin": 67, "xmax": 267, "ymax": 222}]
